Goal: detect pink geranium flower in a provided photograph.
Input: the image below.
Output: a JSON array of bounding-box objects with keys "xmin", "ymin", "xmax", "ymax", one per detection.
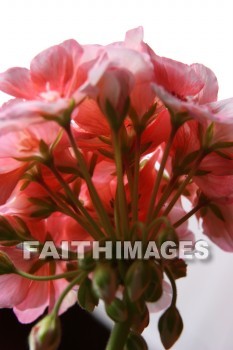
[{"xmin": 0, "ymin": 39, "xmax": 110, "ymax": 133}]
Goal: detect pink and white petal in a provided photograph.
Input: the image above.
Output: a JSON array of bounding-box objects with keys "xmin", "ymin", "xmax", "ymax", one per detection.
[
  {"xmin": 0, "ymin": 247, "xmax": 34, "ymax": 308},
  {"xmin": 74, "ymin": 98, "xmax": 110, "ymax": 136},
  {"xmin": 13, "ymin": 263, "xmax": 52, "ymax": 323},
  {"xmin": 61, "ymin": 39, "xmax": 83, "ymax": 63},
  {"xmin": 0, "ymin": 274, "xmax": 30, "ymax": 308},
  {"xmin": 124, "ymin": 27, "xmax": 144, "ymax": 50},
  {"xmin": 199, "ymin": 153, "xmax": 233, "ymax": 176},
  {"xmin": 191, "ymin": 63, "xmax": 219, "ymax": 104},
  {"xmin": 141, "ymin": 109, "xmax": 172, "ymax": 151},
  {"xmin": 0, "ymin": 67, "xmax": 36, "ymax": 99},
  {"xmin": 0, "ymin": 99, "xmax": 70, "ymax": 135},
  {"xmin": 130, "ymin": 81, "xmax": 156, "ymax": 117},
  {"xmin": 208, "ymin": 97, "xmax": 233, "ymax": 124},
  {"xmin": 151, "ymin": 84, "xmax": 218, "ymax": 124},
  {"xmin": 0, "ymin": 157, "xmax": 21, "ymax": 173},
  {"xmin": 77, "ymin": 53, "xmax": 110, "ymax": 100},
  {"xmin": 30, "ymin": 45, "xmax": 73, "ymax": 94},
  {"xmin": 152, "ymin": 83, "xmax": 187, "ymax": 113},
  {"xmin": 202, "ymin": 203, "xmax": 233, "ymax": 252},
  {"xmin": 14, "ymin": 279, "xmax": 49, "ymax": 323},
  {"xmin": 152, "ymin": 55, "xmax": 204, "ymax": 97},
  {"xmin": 0, "ymin": 166, "xmax": 26, "ymax": 205},
  {"xmin": 105, "ymin": 47, "xmax": 153, "ymax": 81},
  {"xmin": 194, "ymin": 173, "xmax": 233, "ymax": 203}
]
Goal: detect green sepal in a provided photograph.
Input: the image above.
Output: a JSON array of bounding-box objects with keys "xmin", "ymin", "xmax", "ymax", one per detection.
[
  {"xmin": 124, "ymin": 332, "xmax": 148, "ymax": 350},
  {"xmin": 158, "ymin": 306, "xmax": 183, "ymax": 349},
  {"xmin": 105, "ymin": 297, "xmax": 128, "ymax": 323},
  {"xmin": 125, "ymin": 261, "xmax": 151, "ymax": 302},
  {"xmin": 78, "ymin": 277, "xmax": 99, "ymax": 312}
]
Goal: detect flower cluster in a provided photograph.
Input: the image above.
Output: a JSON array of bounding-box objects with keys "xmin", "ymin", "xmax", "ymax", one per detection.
[{"xmin": 0, "ymin": 27, "xmax": 233, "ymax": 349}]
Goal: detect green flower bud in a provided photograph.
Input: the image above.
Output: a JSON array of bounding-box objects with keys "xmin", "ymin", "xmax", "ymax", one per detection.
[
  {"xmin": 144, "ymin": 263, "xmax": 163, "ymax": 302},
  {"xmin": 131, "ymin": 303, "xmax": 149, "ymax": 334},
  {"xmin": 78, "ymin": 251, "xmax": 96, "ymax": 272},
  {"xmin": 29, "ymin": 314, "xmax": 61, "ymax": 350},
  {"xmin": 92, "ymin": 263, "xmax": 117, "ymax": 304},
  {"xmin": 125, "ymin": 261, "xmax": 151, "ymax": 302},
  {"xmin": 158, "ymin": 306, "xmax": 183, "ymax": 349},
  {"xmin": 78, "ymin": 278, "xmax": 99, "ymax": 312},
  {"xmin": 105, "ymin": 298, "xmax": 128, "ymax": 323},
  {"xmin": 124, "ymin": 332, "xmax": 148, "ymax": 350},
  {"xmin": 157, "ymin": 227, "xmax": 179, "ymax": 248}
]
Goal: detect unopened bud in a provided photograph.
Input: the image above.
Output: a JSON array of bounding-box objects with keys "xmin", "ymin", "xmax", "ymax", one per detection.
[
  {"xmin": 131, "ymin": 303, "xmax": 149, "ymax": 334},
  {"xmin": 92, "ymin": 263, "xmax": 117, "ymax": 304},
  {"xmin": 29, "ymin": 314, "xmax": 61, "ymax": 350},
  {"xmin": 158, "ymin": 306, "xmax": 183, "ymax": 349},
  {"xmin": 157, "ymin": 227, "xmax": 179, "ymax": 248},
  {"xmin": 125, "ymin": 261, "xmax": 151, "ymax": 302},
  {"xmin": 105, "ymin": 297, "xmax": 128, "ymax": 323},
  {"xmin": 78, "ymin": 278, "xmax": 99, "ymax": 312},
  {"xmin": 124, "ymin": 332, "xmax": 148, "ymax": 350},
  {"xmin": 144, "ymin": 263, "xmax": 163, "ymax": 302}
]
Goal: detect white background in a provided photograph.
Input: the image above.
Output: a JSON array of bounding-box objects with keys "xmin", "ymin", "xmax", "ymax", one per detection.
[{"xmin": 0, "ymin": 1, "xmax": 233, "ymax": 349}]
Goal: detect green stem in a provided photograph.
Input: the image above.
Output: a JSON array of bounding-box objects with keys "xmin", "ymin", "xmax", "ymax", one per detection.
[
  {"xmin": 53, "ymin": 273, "xmax": 86, "ymax": 316},
  {"xmin": 132, "ymin": 135, "xmax": 141, "ymax": 224},
  {"xmin": 16, "ymin": 269, "xmax": 80, "ymax": 281},
  {"xmin": 106, "ymin": 319, "xmax": 131, "ymax": 350},
  {"xmin": 163, "ymin": 152, "xmax": 205, "ymax": 217},
  {"xmin": 113, "ymin": 192, "xmax": 122, "ymax": 239},
  {"xmin": 173, "ymin": 203, "xmax": 204, "ymax": 228},
  {"xmin": 146, "ymin": 128, "xmax": 176, "ymax": 225},
  {"xmin": 40, "ymin": 178, "xmax": 85, "ymax": 223},
  {"xmin": 165, "ymin": 267, "xmax": 177, "ymax": 306},
  {"xmin": 164, "ymin": 175, "xmax": 194, "ymax": 216},
  {"xmin": 66, "ymin": 127, "xmax": 115, "ymax": 238},
  {"xmin": 112, "ymin": 132, "xmax": 129, "ymax": 239},
  {"xmin": 151, "ymin": 175, "xmax": 178, "ymax": 221},
  {"xmin": 48, "ymin": 165, "xmax": 104, "ymax": 239},
  {"xmin": 146, "ymin": 216, "xmax": 172, "ymax": 240}
]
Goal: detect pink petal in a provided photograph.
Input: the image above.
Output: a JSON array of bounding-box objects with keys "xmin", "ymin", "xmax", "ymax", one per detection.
[
  {"xmin": 74, "ymin": 99, "xmax": 110, "ymax": 136},
  {"xmin": 141, "ymin": 109, "xmax": 172, "ymax": 152},
  {"xmin": 0, "ymin": 67, "xmax": 36, "ymax": 99},
  {"xmin": 194, "ymin": 173, "xmax": 233, "ymax": 203},
  {"xmin": 124, "ymin": 27, "xmax": 144, "ymax": 50},
  {"xmin": 105, "ymin": 47, "xmax": 153, "ymax": 81},
  {"xmin": 13, "ymin": 264, "xmax": 50, "ymax": 323},
  {"xmin": 0, "ymin": 98, "xmax": 70, "ymax": 135},
  {"xmin": 202, "ymin": 203, "xmax": 233, "ymax": 252},
  {"xmin": 147, "ymin": 281, "xmax": 172, "ymax": 313},
  {"xmin": 151, "ymin": 83, "xmax": 217, "ymax": 123},
  {"xmin": 77, "ymin": 53, "xmax": 110, "ymax": 100},
  {"xmin": 130, "ymin": 81, "xmax": 156, "ymax": 117},
  {"xmin": 191, "ymin": 63, "xmax": 219, "ymax": 104},
  {"xmin": 0, "ymin": 247, "xmax": 33, "ymax": 308},
  {"xmin": 14, "ymin": 279, "xmax": 49, "ymax": 323},
  {"xmin": 208, "ymin": 98, "xmax": 233, "ymax": 123},
  {"xmin": 30, "ymin": 45, "xmax": 73, "ymax": 95},
  {"xmin": 152, "ymin": 55, "xmax": 204, "ymax": 98},
  {"xmin": 61, "ymin": 39, "xmax": 83, "ymax": 63},
  {"xmin": 0, "ymin": 274, "xmax": 30, "ymax": 308},
  {"xmin": 0, "ymin": 166, "xmax": 25, "ymax": 205}
]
